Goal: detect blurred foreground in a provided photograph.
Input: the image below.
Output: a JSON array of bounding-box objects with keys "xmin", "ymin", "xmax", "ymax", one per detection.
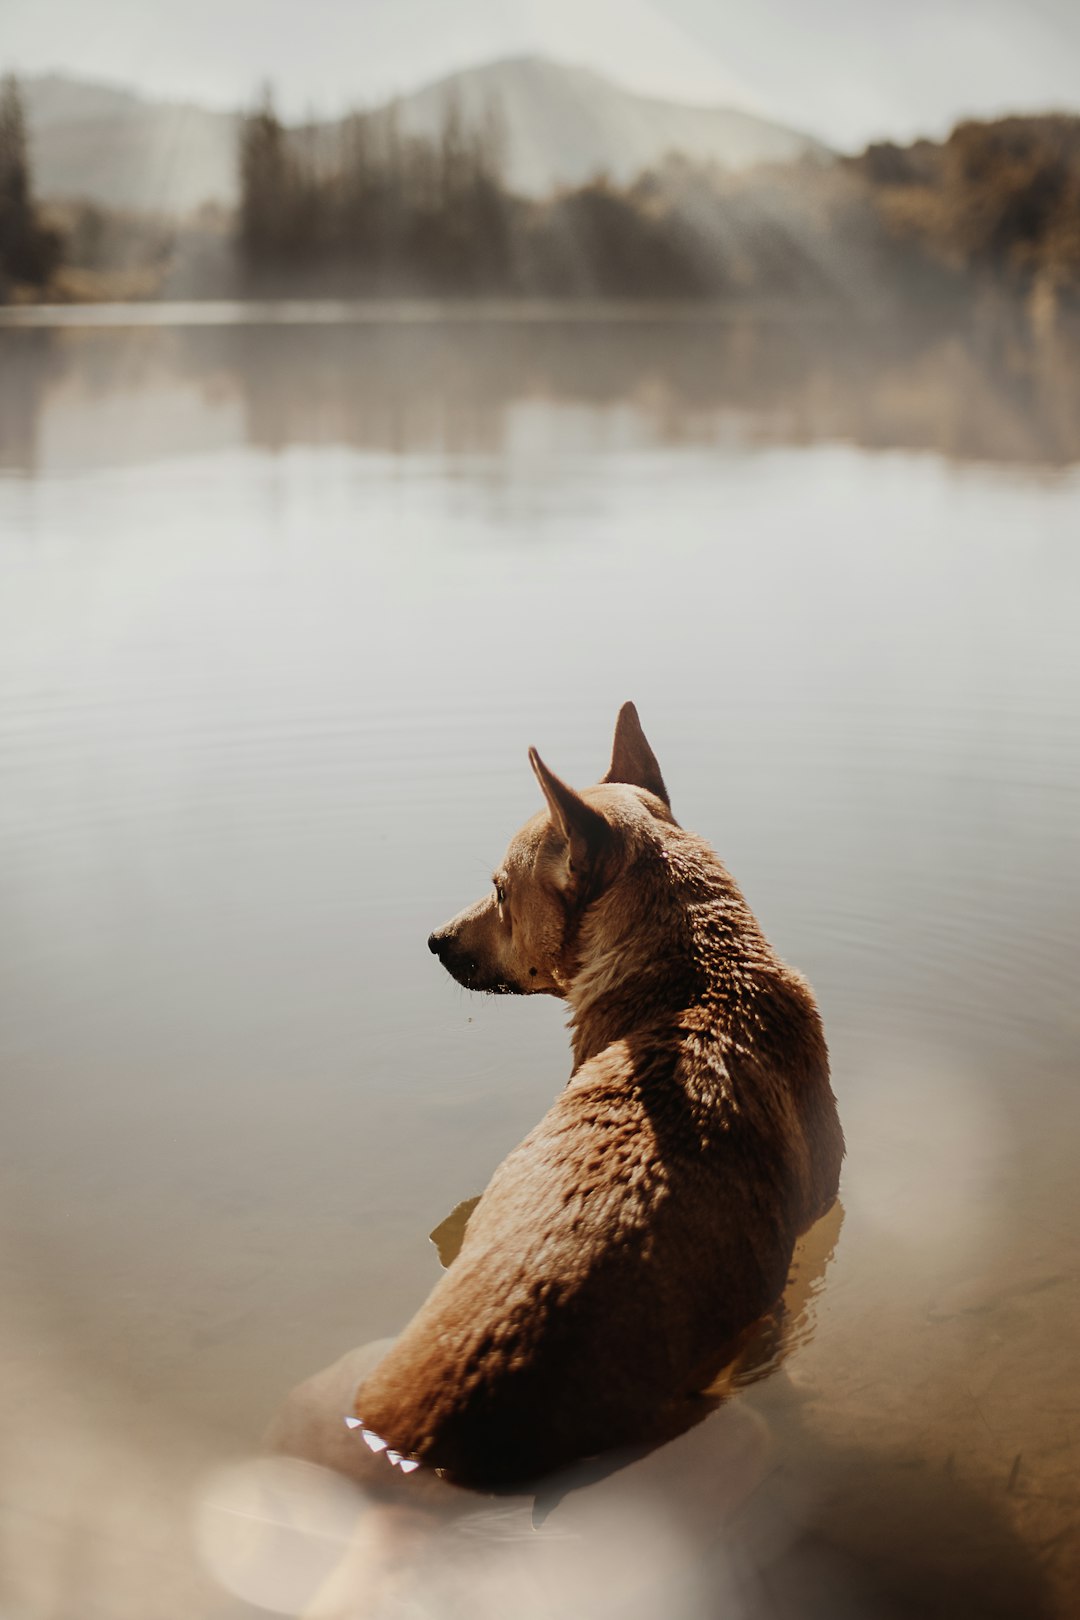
[{"xmin": 3, "ymin": 1201, "xmax": 1067, "ymax": 1620}]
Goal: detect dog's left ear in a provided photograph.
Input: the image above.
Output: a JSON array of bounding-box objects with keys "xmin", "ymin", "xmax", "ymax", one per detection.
[
  {"xmin": 602, "ymin": 701, "xmax": 670, "ymax": 808},
  {"xmin": 529, "ymin": 748, "xmax": 608, "ymax": 877}
]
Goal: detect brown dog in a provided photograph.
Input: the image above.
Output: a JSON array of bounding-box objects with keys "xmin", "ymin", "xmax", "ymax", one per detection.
[{"xmin": 350, "ymin": 704, "xmax": 843, "ymax": 1486}]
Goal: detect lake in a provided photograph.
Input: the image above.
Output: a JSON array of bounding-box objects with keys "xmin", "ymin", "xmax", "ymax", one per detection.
[{"xmin": 1, "ymin": 304, "xmax": 1078, "ymax": 1618}]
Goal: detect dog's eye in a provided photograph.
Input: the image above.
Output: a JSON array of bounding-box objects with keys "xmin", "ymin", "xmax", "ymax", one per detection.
[{"xmin": 494, "ymin": 882, "xmax": 506, "ymax": 906}]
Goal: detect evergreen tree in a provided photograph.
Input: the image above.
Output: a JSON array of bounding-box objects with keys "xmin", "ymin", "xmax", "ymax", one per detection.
[
  {"xmin": 0, "ymin": 74, "xmax": 59, "ymax": 294},
  {"xmin": 238, "ymin": 85, "xmax": 289, "ymax": 260}
]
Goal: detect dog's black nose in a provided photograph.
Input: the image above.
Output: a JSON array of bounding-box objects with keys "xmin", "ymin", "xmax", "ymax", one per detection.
[{"xmin": 428, "ymin": 931, "xmax": 445, "ymax": 957}]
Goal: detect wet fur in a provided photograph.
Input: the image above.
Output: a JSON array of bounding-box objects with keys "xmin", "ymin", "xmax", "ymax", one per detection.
[{"xmin": 352, "ymin": 705, "xmax": 843, "ymax": 1486}]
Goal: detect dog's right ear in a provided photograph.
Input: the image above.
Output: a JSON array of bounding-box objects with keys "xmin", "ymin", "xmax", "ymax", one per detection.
[
  {"xmin": 602, "ymin": 701, "xmax": 670, "ymax": 808},
  {"xmin": 529, "ymin": 748, "xmax": 608, "ymax": 878}
]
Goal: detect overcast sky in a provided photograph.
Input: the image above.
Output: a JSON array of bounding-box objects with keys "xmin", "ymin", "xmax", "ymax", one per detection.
[{"xmin": 6, "ymin": 0, "xmax": 1080, "ymax": 149}]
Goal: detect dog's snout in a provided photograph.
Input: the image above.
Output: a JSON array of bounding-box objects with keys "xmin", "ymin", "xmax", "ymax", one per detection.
[{"xmin": 428, "ymin": 930, "xmax": 447, "ymax": 958}]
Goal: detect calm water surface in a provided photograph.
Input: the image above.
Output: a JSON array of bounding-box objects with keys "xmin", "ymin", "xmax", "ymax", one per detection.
[{"xmin": 1, "ymin": 310, "xmax": 1078, "ymax": 1618}]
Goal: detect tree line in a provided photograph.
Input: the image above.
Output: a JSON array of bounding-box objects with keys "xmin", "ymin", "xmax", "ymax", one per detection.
[
  {"xmin": 235, "ymin": 87, "xmax": 851, "ymax": 299},
  {"xmin": 4, "ymin": 64, "xmax": 1080, "ymax": 309},
  {"xmin": 849, "ymin": 117, "xmax": 1080, "ymax": 301},
  {"xmin": 238, "ymin": 88, "xmax": 515, "ymax": 292},
  {"xmin": 236, "ymin": 89, "xmax": 1080, "ymax": 307}
]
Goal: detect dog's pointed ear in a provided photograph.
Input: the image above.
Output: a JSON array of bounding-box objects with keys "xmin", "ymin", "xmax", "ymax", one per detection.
[
  {"xmin": 602, "ymin": 702, "xmax": 669, "ymax": 808},
  {"xmin": 529, "ymin": 748, "xmax": 607, "ymax": 874}
]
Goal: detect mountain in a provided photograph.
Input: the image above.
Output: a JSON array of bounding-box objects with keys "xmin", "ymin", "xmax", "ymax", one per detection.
[
  {"xmin": 22, "ymin": 57, "xmax": 830, "ymax": 216},
  {"xmin": 392, "ymin": 57, "xmax": 830, "ymax": 195},
  {"xmin": 23, "ymin": 75, "xmax": 238, "ymax": 216}
]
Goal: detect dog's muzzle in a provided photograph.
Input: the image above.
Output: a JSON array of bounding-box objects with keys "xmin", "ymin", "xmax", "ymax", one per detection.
[
  {"xmin": 428, "ymin": 926, "xmax": 480, "ymax": 984},
  {"xmin": 427, "ymin": 928, "xmax": 518, "ymax": 995}
]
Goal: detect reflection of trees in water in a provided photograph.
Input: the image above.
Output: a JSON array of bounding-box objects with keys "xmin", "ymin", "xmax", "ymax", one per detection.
[
  {"xmin": 0, "ymin": 329, "xmax": 65, "ymax": 469},
  {"xmin": 7, "ymin": 303, "xmax": 1080, "ymax": 469},
  {"xmin": 193, "ymin": 306, "xmax": 1080, "ymax": 467}
]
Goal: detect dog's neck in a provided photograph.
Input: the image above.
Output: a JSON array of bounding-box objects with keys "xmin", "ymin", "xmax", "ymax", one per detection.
[{"xmin": 565, "ymin": 831, "xmax": 769, "ymax": 1071}]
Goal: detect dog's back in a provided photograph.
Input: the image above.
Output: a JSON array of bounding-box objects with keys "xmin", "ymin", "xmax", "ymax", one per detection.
[{"xmin": 353, "ymin": 716, "xmax": 843, "ymax": 1485}]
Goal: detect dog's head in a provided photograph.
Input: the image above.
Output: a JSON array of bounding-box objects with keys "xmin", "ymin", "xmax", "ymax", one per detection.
[{"xmin": 428, "ymin": 703, "xmax": 674, "ymax": 997}]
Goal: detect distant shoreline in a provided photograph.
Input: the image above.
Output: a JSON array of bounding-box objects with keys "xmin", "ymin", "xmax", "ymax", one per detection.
[{"xmin": 0, "ymin": 296, "xmax": 851, "ymax": 329}]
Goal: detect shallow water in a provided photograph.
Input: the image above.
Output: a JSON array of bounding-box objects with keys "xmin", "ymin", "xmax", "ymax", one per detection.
[{"xmin": 1, "ymin": 307, "xmax": 1079, "ymax": 1617}]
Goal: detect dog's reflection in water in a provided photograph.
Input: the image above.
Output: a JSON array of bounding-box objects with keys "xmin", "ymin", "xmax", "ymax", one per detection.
[
  {"xmin": 199, "ymin": 1200, "xmax": 843, "ymax": 1619},
  {"xmin": 709, "ymin": 1196, "xmax": 845, "ymax": 1398}
]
